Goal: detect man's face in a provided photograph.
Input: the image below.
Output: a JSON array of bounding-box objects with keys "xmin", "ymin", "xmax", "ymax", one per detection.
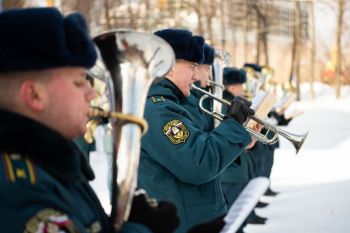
[
  {"xmin": 44, "ymin": 67, "xmax": 95, "ymax": 139},
  {"xmin": 226, "ymin": 83, "xmax": 244, "ymax": 97},
  {"xmin": 197, "ymin": 64, "xmax": 211, "ymax": 88},
  {"xmin": 171, "ymin": 60, "xmax": 198, "ymax": 96}
]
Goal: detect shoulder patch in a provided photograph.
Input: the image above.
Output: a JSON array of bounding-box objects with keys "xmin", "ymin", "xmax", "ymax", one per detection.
[
  {"xmin": 163, "ymin": 119, "xmax": 189, "ymax": 144},
  {"xmin": 24, "ymin": 209, "xmax": 79, "ymax": 233},
  {"xmin": 1, "ymin": 152, "xmax": 37, "ymax": 184},
  {"xmin": 151, "ymin": 96, "xmax": 166, "ymax": 103}
]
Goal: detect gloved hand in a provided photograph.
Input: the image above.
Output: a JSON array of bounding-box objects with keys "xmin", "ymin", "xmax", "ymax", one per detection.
[
  {"xmin": 187, "ymin": 215, "xmax": 225, "ymax": 233},
  {"xmin": 226, "ymin": 96, "xmax": 255, "ymax": 124},
  {"xmin": 128, "ymin": 191, "xmax": 180, "ymax": 233}
]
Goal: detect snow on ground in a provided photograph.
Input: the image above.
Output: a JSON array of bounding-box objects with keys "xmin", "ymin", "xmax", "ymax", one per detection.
[{"xmin": 247, "ymin": 83, "xmax": 350, "ymax": 233}]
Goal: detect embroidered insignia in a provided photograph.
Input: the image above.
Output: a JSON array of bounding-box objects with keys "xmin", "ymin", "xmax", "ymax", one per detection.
[
  {"xmin": 151, "ymin": 96, "xmax": 166, "ymax": 103},
  {"xmin": 24, "ymin": 209, "xmax": 79, "ymax": 233},
  {"xmin": 1, "ymin": 153, "xmax": 37, "ymax": 184},
  {"xmin": 163, "ymin": 119, "xmax": 189, "ymax": 144},
  {"xmin": 88, "ymin": 221, "xmax": 102, "ymax": 233}
]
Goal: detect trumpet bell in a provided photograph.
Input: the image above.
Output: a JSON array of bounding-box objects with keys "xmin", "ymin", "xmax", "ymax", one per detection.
[{"xmin": 278, "ymin": 128, "xmax": 309, "ymax": 154}]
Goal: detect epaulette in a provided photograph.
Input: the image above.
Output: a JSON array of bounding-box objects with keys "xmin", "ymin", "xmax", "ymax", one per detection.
[
  {"xmin": 0, "ymin": 152, "xmax": 37, "ymax": 184},
  {"xmin": 150, "ymin": 96, "xmax": 166, "ymax": 103}
]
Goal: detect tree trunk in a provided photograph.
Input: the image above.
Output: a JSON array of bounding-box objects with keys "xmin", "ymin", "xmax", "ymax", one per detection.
[
  {"xmin": 243, "ymin": 0, "xmax": 249, "ymax": 62},
  {"xmin": 205, "ymin": 0, "xmax": 215, "ymax": 45},
  {"xmin": 252, "ymin": 3, "xmax": 269, "ymax": 65},
  {"xmin": 309, "ymin": 1, "xmax": 316, "ymax": 99},
  {"xmin": 290, "ymin": 1, "xmax": 302, "ymax": 100},
  {"xmin": 143, "ymin": 0, "xmax": 150, "ymax": 31},
  {"xmin": 195, "ymin": 0, "xmax": 204, "ymax": 35},
  {"xmin": 104, "ymin": 0, "xmax": 112, "ymax": 30},
  {"xmin": 335, "ymin": 0, "xmax": 344, "ymax": 98},
  {"xmin": 295, "ymin": 2, "xmax": 302, "ymax": 100},
  {"xmin": 2, "ymin": 0, "xmax": 25, "ymax": 9},
  {"xmin": 230, "ymin": 2, "xmax": 238, "ymax": 65},
  {"xmin": 220, "ymin": 0, "xmax": 227, "ymax": 50}
]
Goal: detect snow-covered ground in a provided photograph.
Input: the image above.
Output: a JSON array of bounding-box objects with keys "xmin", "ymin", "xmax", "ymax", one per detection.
[
  {"xmin": 90, "ymin": 82, "xmax": 350, "ymax": 233},
  {"xmin": 247, "ymin": 83, "xmax": 350, "ymax": 233}
]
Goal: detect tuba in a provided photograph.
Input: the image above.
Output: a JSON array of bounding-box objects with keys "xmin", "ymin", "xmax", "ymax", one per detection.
[
  {"xmin": 89, "ymin": 30, "xmax": 175, "ymax": 231},
  {"xmin": 212, "ymin": 49, "xmax": 231, "ymax": 127}
]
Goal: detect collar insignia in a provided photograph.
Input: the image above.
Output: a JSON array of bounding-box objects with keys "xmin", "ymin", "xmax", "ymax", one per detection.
[{"xmin": 163, "ymin": 119, "xmax": 189, "ymax": 144}]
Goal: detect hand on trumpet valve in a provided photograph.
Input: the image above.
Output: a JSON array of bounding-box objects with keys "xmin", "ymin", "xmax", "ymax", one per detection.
[
  {"xmin": 245, "ymin": 123, "xmax": 263, "ymax": 149},
  {"xmin": 225, "ymin": 96, "xmax": 255, "ymax": 125},
  {"xmin": 128, "ymin": 190, "xmax": 180, "ymax": 233}
]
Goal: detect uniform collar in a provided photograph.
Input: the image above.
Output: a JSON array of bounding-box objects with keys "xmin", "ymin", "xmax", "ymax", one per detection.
[
  {"xmin": 0, "ymin": 109, "xmax": 95, "ymax": 183},
  {"xmin": 223, "ymin": 90, "xmax": 235, "ymax": 100},
  {"xmin": 148, "ymin": 78, "xmax": 186, "ymax": 102}
]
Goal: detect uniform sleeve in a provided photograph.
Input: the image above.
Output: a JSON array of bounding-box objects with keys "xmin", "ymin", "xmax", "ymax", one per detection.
[
  {"xmin": 0, "ymin": 155, "xmax": 106, "ymax": 233},
  {"xmin": 141, "ymin": 102, "xmax": 252, "ymax": 185},
  {"xmin": 0, "ymin": 182, "xmax": 84, "ymax": 233}
]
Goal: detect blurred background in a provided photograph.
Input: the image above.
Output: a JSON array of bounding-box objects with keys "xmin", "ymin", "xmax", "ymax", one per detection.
[
  {"xmin": 2, "ymin": 1, "xmax": 350, "ymax": 232},
  {"xmin": 1, "ymin": 0, "xmax": 350, "ymax": 101}
]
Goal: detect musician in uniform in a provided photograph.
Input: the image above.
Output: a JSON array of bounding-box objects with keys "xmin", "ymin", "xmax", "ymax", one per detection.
[
  {"xmin": 138, "ymin": 28, "xmax": 255, "ymax": 233},
  {"xmin": 219, "ymin": 67, "xmax": 252, "ymax": 206},
  {"xmin": 181, "ymin": 43, "xmax": 215, "ymax": 132},
  {"xmin": 243, "ymin": 63, "xmax": 279, "ymax": 197},
  {"xmin": 0, "ymin": 8, "xmax": 178, "ymax": 233}
]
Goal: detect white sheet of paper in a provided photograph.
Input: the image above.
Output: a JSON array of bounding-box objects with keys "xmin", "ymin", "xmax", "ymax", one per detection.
[{"xmin": 220, "ymin": 177, "xmax": 270, "ymax": 233}]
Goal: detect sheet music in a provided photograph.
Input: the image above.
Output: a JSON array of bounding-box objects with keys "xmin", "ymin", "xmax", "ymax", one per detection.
[
  {"xmin": 250, "ymin": 90, "xmax": 267, "ymax": 111},
  {"xmin": 220, "ymin": 177, "xmax": 270, "ymax": 233}
]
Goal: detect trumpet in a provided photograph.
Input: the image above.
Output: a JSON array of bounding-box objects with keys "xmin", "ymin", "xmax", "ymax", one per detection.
[
  {"xmin": 191, "ymin": 85, "xmax": 308, "ymax": 154},
  {"xmin": 207, "ymin": 79, "xmax": 224, "ymax": 92}
]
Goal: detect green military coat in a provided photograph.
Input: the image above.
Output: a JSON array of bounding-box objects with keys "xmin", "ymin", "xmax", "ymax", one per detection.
[
  {"xmin": 181, "ymin": 83, "xmax": 213, "ymax": 132},
  {"xmin": 138, "ymin": 78, "xmax": 251, "ymax": 233},
  {"xmin": 0, "ymin": 109, "xmax": 151, "ymax": 233}
]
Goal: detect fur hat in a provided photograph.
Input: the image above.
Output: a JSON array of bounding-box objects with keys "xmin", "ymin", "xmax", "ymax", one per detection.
[
  {"xmin": 243, "ymin": 63, "xmax": 262, "ymax": 72},
  {"xmin": 154, "ymin": 29, "xmax": 204, "ymax": 64},
  {"xmin": 223, "ymin": 67, "xmax": 247, "ymax": 85},
  {"xmin": 0, "ymin": 8, "xmax": 97, "ymax": 72},
  {"xmin": 203, "ymin": 44, "xmax": 215, "ymax": 65}
]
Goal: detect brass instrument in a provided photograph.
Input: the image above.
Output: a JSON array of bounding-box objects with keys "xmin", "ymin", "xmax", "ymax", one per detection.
[
  {"xmin": 207, "ymin": 79, "xmax": 224, "ymax": 91},
  {"xmin": 212, "ymin": 49, "xmax": 232, "ymax": 127},
  {"xmin": 244, "ymin": 65, "xmax": 275, "ymax": 98},
  {"xmin": 243, "ymin": 66, "xmax": 259, "ymax": 99},
  {"xmin": 90, "ymin": 30, "xmax": 175, "ymax": 231},
  {"xmin": 260, "ymin": 65, "xmax": 275, "ymax": 91},
  {"xmin": 192, "ymin": 85, "xmax": 308, "ymax": 154}
]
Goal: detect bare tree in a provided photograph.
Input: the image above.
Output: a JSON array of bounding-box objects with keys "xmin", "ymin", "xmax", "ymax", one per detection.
[
  {"xmin": 309, "ymin": 0, "xmax": 316, "ymax": 99},
  {"xmin": 290, "ymin": 1, "xmax": 302, "ymax": 100},
  {"xmin": 142, "ymin": 0, "xmax": 150, "ymax": 31},
  {"xmin": 228, "ymin": 1, "xmax": 239, "ymax": 65},
  {"xmin": 219, "ymin": 0, "xmax": 227, "ymax": 50},
  {"xmin": 204, "ymin": 0, "xmax": 216, "ymax": 45},
  {"xmin": 335, "ymin": 0, "xmax": 345, "ymax": 98},
  {"xmin": 243, "ymin": 0, "xmax": 249, "ymax": 62},
  {"xmin": 2, "ymin": 0, "xmax": 25, "ymax": 9},
  {"xmin": 252, "ymin": 2, "xmax": 269, "ymax": 65},
  {"xmin": 193, "ymin": 0, "xmax": 204, "ymax": 35}
]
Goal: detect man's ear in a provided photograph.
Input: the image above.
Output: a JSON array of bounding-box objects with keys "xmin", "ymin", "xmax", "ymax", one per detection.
[
  {"xmin": 19, "ymin": 81, "xmax": 46, "ymax": 111},
  {"xmin": 166, "ymin": 69, "xmax": 174, "ymax": 78}
]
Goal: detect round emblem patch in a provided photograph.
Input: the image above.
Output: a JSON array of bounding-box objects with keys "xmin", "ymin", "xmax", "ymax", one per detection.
[
  {"xmin": 163, "ymin": 119, "xmax": 189, "ymax": 144},
  {"xmin": 24, "ymin": 209, "xmax": 78, "ymax": 233}
]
